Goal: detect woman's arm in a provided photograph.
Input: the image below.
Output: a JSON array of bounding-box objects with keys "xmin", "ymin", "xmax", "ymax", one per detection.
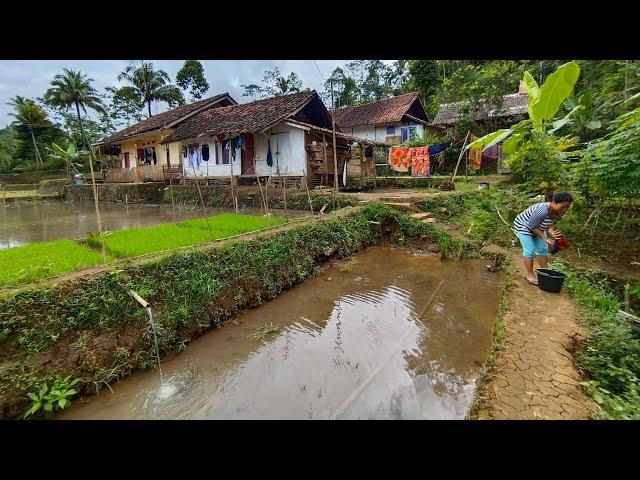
[
  {"xmin": 547, "ymin": 225, "xmax": 562, "ymax": 239},
  {"xmin": 532, "ymin": 227, "xmax": 554, "ymax": 245}
]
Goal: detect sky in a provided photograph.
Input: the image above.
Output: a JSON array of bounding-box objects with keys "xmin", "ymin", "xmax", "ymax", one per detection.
[{"xmin": 0, "ymin": 60, "xmax": 367, "ymax": 127}]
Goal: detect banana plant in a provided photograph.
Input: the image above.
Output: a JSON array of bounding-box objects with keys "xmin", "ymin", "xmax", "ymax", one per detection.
[
  {"xmin": 45, "ymin": 142, "xmax": 88, "ymax": 175},
  {"xmin": 465, "ymin": 61, "xmax": 582, "ymax": 153}
]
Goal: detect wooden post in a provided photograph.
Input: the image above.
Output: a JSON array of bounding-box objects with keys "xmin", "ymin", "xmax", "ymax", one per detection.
[
  {"xmin": 322, "ymin": 133, "xmax": 328, "ymax": 187},
  {"xmin": 1, "ymin": 185, "xmax": 8, "ymax": 248},
  {"xmin": 451, "ymin": 130, "xmax": 470, "ymax": 183},
  {"xmin": 625, "ymin": 282, "xmax": 631, "ymax": 313},
  {"xmin": 189, "ymin": 147, "xmax": 214, "ymax": 242},
  {"xmin": 253, "ymin": 153, "xmax": 268, "ymax": 215},
  {"xmin": 87, "ymin": 145, "xmax": 106, "ymax": 262},
  {"xmin": 304, "ymin": 176, "xmax": 314, "ymax": 214},
  {"xmin": 169, "ymin": 179, "xmax": 177, "ymax": 224},
  {"xmin": 229, "ymin": 136, "xmax": 238, "ymax": 213},
  {"xmin": 360, "ymin": 145, "xmax": 364, "ymax": 188},
  {"xmin": 331, "ymin": 83, "xmax": 339, "ymax": 208},
  {"xmin": 274, "ymin": 132, "xmax": 288, "ymax": 221}
]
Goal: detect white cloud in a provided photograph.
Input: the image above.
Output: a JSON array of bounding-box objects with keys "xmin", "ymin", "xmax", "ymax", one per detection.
[{"xmin": 0, "ymin": 59, "xmax": 354, "ymax": 127}]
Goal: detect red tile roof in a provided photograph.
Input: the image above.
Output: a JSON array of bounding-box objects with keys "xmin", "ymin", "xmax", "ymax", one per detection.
[
  {"xmin": 331, "ymin": 92, "xmax": 428, "ymax": 128},
  {"xmin": 98, "ymin": 93, "xmax": 234, "ymax": 144},
  {"xmin": 162, "ymin": 91, "xmax": 319, "ymax": 142}
]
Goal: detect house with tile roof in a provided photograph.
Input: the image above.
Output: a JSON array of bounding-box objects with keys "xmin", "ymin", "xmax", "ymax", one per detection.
[
  {"xmin": 94, "ymin": 92, "xmax": 237, "ymax": 182},
  {"xmin": 331, "ymin": 92, "xmax": 439, "ymax": 145},
  {"xmin": 161, "ymin": 90, "xmax": 385, "ymax": 187}
]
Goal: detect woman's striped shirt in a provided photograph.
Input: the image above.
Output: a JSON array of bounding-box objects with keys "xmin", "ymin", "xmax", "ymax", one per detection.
[{"xmin": 514, "ymin": 202, "xmax": 565, "ymax": 236}]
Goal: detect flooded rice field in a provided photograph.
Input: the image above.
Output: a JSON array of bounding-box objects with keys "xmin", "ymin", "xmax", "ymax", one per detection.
[
  {"xmin": 58, "ymin": 246, "xmax": 501, "ymax": 420},
  {"xmin": 0, "ymin": 200, "xmax": 289, "ymax": 249}
]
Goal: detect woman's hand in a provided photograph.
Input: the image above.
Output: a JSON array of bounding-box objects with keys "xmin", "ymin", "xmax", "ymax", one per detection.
[{"xmin": 550, "ymin": 229, "xmax": 562, "ymax": 239}]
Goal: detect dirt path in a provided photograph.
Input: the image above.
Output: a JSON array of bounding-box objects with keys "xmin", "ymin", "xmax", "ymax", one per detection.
[{"xmin": 474, "ymin": 250, "xmax": 597, "ymax": 419}]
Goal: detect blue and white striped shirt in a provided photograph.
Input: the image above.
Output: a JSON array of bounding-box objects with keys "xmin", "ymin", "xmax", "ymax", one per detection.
[{"xmin": 514, "ymin": 202, "xmax": 565, "ymax": 236}]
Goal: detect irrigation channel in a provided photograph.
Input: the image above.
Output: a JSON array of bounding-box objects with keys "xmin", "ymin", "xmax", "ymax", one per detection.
[
  {"xmin": 58, "ymin": 246, "xmax": 501, "ymax": 420},
  {"xmin": 0, "ymin": 200, "xmax": 297, "ymax": 249}
]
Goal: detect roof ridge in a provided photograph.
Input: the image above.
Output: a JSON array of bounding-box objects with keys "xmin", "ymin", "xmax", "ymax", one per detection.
[{"xmin": 332, "ymin": 91, "xmax": 419, "ymax": 112}]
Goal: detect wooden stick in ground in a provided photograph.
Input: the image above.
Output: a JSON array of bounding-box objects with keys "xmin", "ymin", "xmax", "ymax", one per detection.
[
  {"xmin": 229, "ymin": 136, "xmax": 238, "ymax": 213},
  {"xmin": 169, "ymin": 179, "xmax": 177, "ymax": 224},
  {"xmin": 322, "ymin": 133, "xmax": 328, "ymax": 187},
  {"xmin": 451, "ymin": 130, "xmax": 470, "ymax": 183},
  {"xmin": 1, "ymin": 185, "xmax": 8, "ymax": 248},
  {"xmin": 189, "ymin": 153, "xmax": 214, "ymax": 242},
  {"xmin": 303, "ymin": 176, "xmax": 314, "ymax": 214},
  {"xmin": 331, "ymin": 85, "xmax": 339, "ymax": 209},
  {"xmin": 274, "ymin": 132, "xmax": 288, "ymax": 221},
  {"xmin": 360, "ymin": 144, "xmax": 365, "ymax": 188},
  {"xmin": 87, "ymin": 146, "xmax": 106, "ymax": 262},
  {"xmin": 254, "ymin": 158, "xmax": 268, "ymax": 215}
]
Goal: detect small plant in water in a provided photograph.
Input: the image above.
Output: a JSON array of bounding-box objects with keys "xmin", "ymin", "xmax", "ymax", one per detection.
[
  {"xmin": 250, "ymin": 323, "xmax": 279, "ymax": 340},
  {"xmin": 24, "ymin": 375, "xmax": 82, "ymax": 418}
]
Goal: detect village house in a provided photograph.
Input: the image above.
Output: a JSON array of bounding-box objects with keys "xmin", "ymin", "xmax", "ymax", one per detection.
[
  {"xmin": 160, "ymin": 90, "xmax": 384, "ymax": 188},
  {"xmin": 431, "ymin": 83, "xmax": 530, "ymax": 173},
  {"xmin": 331, "ymin": 92, "xmax": 439, "ymax": 145},
  {"xmin": 93, "ymin": 92, "xmax": 237, "ymax": 182}
]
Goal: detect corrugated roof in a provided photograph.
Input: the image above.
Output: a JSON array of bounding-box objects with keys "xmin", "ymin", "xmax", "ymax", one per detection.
[
  {"xmin": 162, "ymin": 91, "xmax": 319, "ymax": 143},
  {"xmin": 98, "ymin": 93, "xmax": 234, "ymax": 144},
  {"xmin": 432, "ymin": 92, "xmax": 529, "ymax": 125},
  {"xmin": 331, "ymin": 92, "xmax": 428, "ymax": 128}
]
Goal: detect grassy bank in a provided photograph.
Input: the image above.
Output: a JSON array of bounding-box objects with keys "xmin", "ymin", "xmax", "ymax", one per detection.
[
  {"xmin": 0, "ymin": 240, "xmax": 108, "ymax": 287},
  {"xmin": 0, "ymin": 203, "xmax": 481, "ymax": 419},
  {"xmin": 86, "ymin": 213, "xmax": 286, "ymax": 258},
  {"xmin": 554, "ymin": 260, "xmax": 640, "ymax": 419}
]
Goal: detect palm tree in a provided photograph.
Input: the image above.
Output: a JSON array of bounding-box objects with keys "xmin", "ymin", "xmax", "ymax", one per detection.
[
  {"xmin": 7, "ymin": 97, "xmax": 50, "ymax": 164},
  {"xmin": 117, "ymin": 61, "xmax": 184, "ymax": 117},
  {"xmin": 43, "ymin": 69, "xmax": 107, "ymax": 261}
]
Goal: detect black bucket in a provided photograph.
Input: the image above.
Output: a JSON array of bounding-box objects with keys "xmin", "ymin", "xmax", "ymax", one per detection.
[{"xmin": 536, "ymin": 268, "xmax": 566, "ymax": 293}]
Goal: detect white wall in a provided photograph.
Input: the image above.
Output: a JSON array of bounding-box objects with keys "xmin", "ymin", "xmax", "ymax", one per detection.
[
  {"xmin": 254, "ymin": 123, "xmax": 306, "ymax": 176},
  {"xmin": 179, "ymin": 137, "xmax": 241, "ymax": 178},
  {"xmin": 340, "ymin": 122, "xmax": 424, "ymax": 144}
]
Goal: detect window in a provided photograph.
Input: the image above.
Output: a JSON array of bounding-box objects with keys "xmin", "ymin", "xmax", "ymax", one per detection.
[
  {"xmin": 216, "ymin": 141, "xmax": 230, "ymax": 165},
  {"xmin": 401, "ymin": 126, "xmax": 416, "ymax": 143},
  {"xmin": 202, "ymin": 144, "xmax": 210, "ymax": 162},
  {"xmin": 166, "ymin": 146, "xmax": 170, "ymax": 166},
  {"xmin": 386, "ymin": 126, "xmax": 395, "ymax": 135},
  {"xmin": 182, "ymin": 146, "xmax": 187, "ymax": 158}
]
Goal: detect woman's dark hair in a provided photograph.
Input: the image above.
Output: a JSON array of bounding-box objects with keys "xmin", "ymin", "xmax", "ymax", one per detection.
[{"xmin": 552, "ymin": 192, "xmax": 573, "ymax": 203}]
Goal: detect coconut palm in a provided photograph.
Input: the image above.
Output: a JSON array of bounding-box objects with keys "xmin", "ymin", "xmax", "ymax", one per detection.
[
  {"xmin": 43, "ymin": 68, "xmax": 107, "ymax": 261},
  {"xmin": 7, "ymin": 97, "xmax": 50, "ymax": 164},
  {"xmin": 43, "ymin": 69, "xmax": 106, "ymax": 150},
  {"xmin": 117, "ymin": 61, "xmax": 184, "ymax": 117}
]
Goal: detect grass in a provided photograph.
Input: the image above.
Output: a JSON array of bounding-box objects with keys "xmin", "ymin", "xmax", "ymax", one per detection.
[
  {"xmin": 86, "ymin": 213, "xmax": 287, "ymax": 259},
  {"xmin": 0, "ymin": 190, "xmax": 38, "ymax": 199},
  {"xmin": 250, "ymin": 323, "xmax": 279, "ymax": 340},
  {"xmin": 553, "ymin": 260, "xmax": 640, "ymax": 419},
  {"xmin": 0, "ymin": 239, "xmax": 107, "ymax": 287}
]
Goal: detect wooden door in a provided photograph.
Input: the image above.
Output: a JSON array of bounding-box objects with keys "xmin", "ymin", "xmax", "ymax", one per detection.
[
  {"xmin": 123, "ymin": 152, "xmax": 130, "ymax": 169},
  {"xmin": 241, "ymin": 134, "xmax": 254, "ymax": 174}
]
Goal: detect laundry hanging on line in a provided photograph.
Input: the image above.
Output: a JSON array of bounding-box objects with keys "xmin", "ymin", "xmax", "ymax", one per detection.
[
  {"xmin": 411, "ymin": 147, "xmax": 430, "ymax": 177},
  {"xmin": 468, "ymin": 134, "xmax": 482, "ymax": 169}
]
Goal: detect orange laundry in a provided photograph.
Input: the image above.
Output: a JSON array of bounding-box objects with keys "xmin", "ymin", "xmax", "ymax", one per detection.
[
  {"xmin": 468, "ymin": 134, "xmax": 482, "ymax": 170},
  {"xmin": 389, "ymin": 146, "xmax": 412, "ymax": 172},
  {"xmin": 411, "ymin": 146, "xmax": 430, "ymax": 177}
]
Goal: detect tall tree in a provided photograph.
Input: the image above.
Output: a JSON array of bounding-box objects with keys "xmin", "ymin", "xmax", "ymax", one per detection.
[
  {"xmin": 323, "ymin": 67, "xmax": 359, "ymax": 109},
  {"xmin": 117, "ymin": 61, "xmax": 184, "ymax": 117},
  {"xmin": 345, "ymin": 60, "xmax": 395, "ymax": 103},
  {"xmin": 176, "ymin": 60, "xmax": 210, "ymax": 102},
  {"xmin": 240, "ymin": 83, "xmax": 262, "ymax": 100},
  {"xmin": 43, "ymin": 69, "xmax": 106, "ymax": 150},
  {"xmin": 242, "ymin": 68, "xmax": 307, "ymax": 99},
  {"xmin": 7, "ymin": 97, "xmax": 50, "ymax": 164},
  {"xmin": 105, "ymin": 85, "xmax": 144, "ymax": 127},
  {"xmin": 404, "ymin": 60, "xmax": 441, "ymax": 116}
]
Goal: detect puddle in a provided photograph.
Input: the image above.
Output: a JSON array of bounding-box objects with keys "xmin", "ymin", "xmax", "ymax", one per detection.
[{"xmin": 58, "ymin": 246, "xmax": 501, "ymax": 420}]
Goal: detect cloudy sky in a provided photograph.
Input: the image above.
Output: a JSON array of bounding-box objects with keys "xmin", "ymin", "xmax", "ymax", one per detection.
[{"xmin": 0, "ymin": 60, "xmax": 366, "ymax": 127}]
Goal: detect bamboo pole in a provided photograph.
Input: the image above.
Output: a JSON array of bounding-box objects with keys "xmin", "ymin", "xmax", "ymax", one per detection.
[
  {"xmin": 253, "ymin": 153, "xmax": 268, "ymax": 215},
  {"xmin": 189, "ymin": 147, "xmax": 214, "ymax": 242},
  {"xmin": 229, "ymin": 136, "xmax": 238, "ymax": 213},
  {"xmin": 1, "ymin": 185, "xmax": 9, "ymax": 248},
  {"xmin": 87, "ymin": 146, "xmax": 106, "ymax": 262},
  {"xmin": 304, "ymin": 176, "xmax": 314, "ymax": 214},
  {"xmin": 322, "ymin": 133, "xmax": 328, "ymax": 187},
  {"xmin": 451, "ymin": 130, "xmax": 470, "ymax": 183},
  {"xmin": 360, "ymin": 145, "xmax": 365, "ymax": 188},
  {"xmin": 271, "ymin": 131, "xmax": 288, "ymax": 221},
  {"xmin": 331, "ymin": 83, "xmax": 339, "ymax": 208}
]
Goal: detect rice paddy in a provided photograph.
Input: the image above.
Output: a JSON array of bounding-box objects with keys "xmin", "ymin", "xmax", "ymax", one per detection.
[
  {"xmin": 0, "ymin": 213, "xmax": 286, "ymax": 287},
  {"xmin": 0, "ymin": 239, "xmax": 108, "ymax": 287}
]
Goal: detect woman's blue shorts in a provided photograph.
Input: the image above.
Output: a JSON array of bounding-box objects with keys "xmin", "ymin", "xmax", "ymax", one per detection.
[{"xmin": 517, "ymin": 233, "xmax": 549, "ymax": 258}]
